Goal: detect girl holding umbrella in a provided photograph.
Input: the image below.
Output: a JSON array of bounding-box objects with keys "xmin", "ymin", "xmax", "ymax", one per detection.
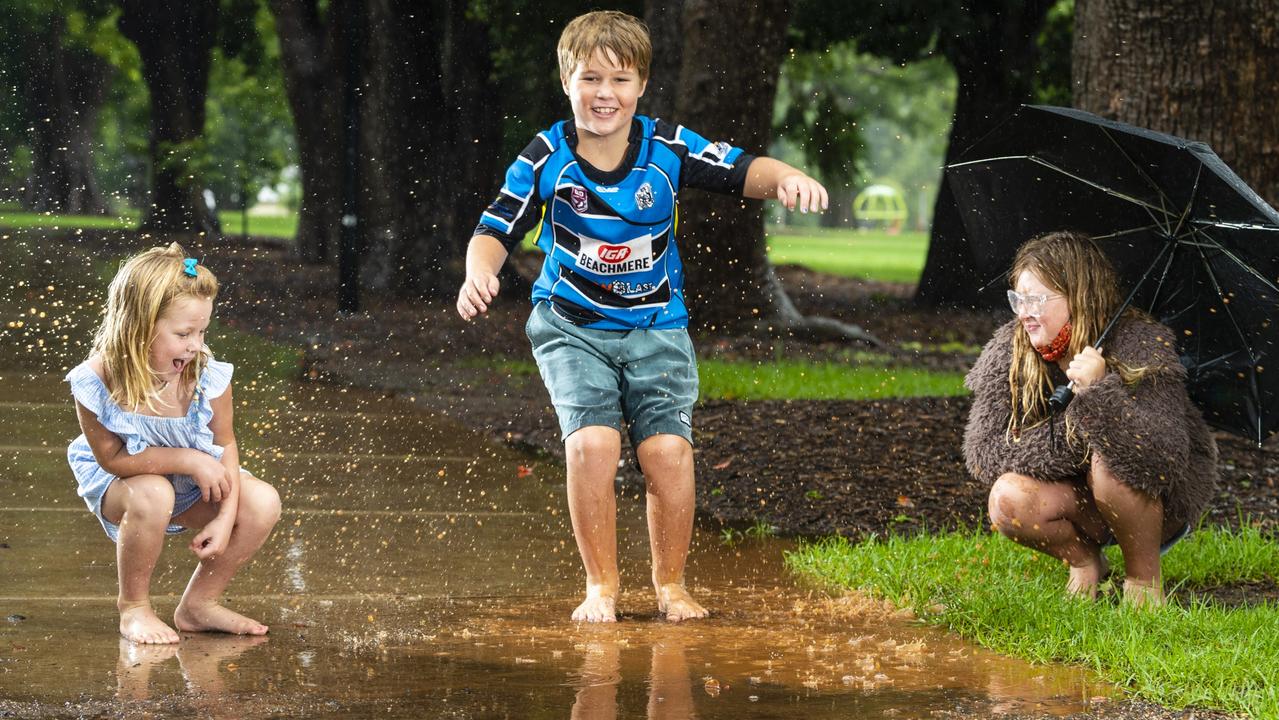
[{"xmin": 963, "ymin": 231, "xmax": 1218, "ymax": 606}]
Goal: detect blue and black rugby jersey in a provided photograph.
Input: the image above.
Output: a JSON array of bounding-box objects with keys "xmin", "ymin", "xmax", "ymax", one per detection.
[{"xmin": 474, "ymin": 116, "xmax": 755, "ymax": 330}]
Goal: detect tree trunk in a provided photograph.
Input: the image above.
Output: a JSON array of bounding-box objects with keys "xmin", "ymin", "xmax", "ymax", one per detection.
[
  {"xmin": 269, "ymin": 0, "xmax": 347, "ymax": 263},
  {"xmin": 1074, "ymin": 0, "xmax": 1279, "ymax": 208},
  {"xmin": 674, "ymin": 0, "xmax": 875, "ymax": 343},
  {"xmin": 641, "ymin": 0, "xmax": 684, "ymax": 121},
  {"xmin": 358, "ymin": 0, "xmax": 499, "ymax": 298},
  {"xmin": 118, "ymin": 0, "xmax": 221, "ymax": 237},
  {"xmin": 913, "ymin": 0, "xmax": 1053, "ymax": 308},
  {"xmin": 20, "ymin": 17, "xmax": 111, "ymax": 215}
]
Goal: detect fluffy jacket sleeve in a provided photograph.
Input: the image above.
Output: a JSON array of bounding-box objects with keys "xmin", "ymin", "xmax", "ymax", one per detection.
[
  {"xmin": 1065, "ymin": 318, "xmax": 1191, "ymax": 500},
  {"xmin": 962, "ymin": 321, "xmax": 1017, "ymax": 484}
]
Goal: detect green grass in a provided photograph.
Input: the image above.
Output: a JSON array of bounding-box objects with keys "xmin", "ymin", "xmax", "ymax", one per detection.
[
  {"xmin": 765, "ymin": 226, "xmax": 928, "ymax": 283},
  {"xmin": 698, "ymin": 358, "xmax": 967, "ymax": 400},
  {"xmin": 0, "ymin": 209, "xmax": 298, "ymax": 239},
  {"xmin": 485, "ymin": 357, "xmax": 967, "ymax": 401},
  {"xmin": 787, "ymin": 527, "xmax": 1279, "ymax": 718}
]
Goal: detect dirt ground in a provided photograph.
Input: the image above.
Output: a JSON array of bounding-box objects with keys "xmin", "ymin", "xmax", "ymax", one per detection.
[{"xmin": 174, "ymin": 238, "xmax": 1279, "ymax": 545}]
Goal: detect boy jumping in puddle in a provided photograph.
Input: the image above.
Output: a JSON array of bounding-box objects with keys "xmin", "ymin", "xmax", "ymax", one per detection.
[{"xmin": 457, "ymin": 10, "xmax": 827, "ymax": 622}]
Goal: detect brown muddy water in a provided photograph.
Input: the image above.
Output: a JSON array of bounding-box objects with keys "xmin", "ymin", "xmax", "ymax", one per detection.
[{"xmin": 0, "ymin": 370, "xmax": 1116, "ymax": 719}]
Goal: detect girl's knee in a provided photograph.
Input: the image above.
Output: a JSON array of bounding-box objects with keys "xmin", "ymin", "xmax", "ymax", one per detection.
[
  {"xmin": 122, "ymin": 475, "xmax": 176, "ymax": 521},
  {"xmin": 238, "ymin": 476, "xmax": 282, "ymax": 529},
  {"xmin": 988, "ymin": 474, "xmax": 1032, "ymax": 531}
]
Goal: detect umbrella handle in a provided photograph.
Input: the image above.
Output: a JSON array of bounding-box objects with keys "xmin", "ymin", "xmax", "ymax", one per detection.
[{"xmin": 1048, "ymin": 382, "xmax": 1075, "ymax": 412}]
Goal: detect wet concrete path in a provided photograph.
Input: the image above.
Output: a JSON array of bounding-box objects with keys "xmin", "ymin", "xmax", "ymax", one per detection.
[
  {"xmin": 0, "ymin": 368, "xmax": 1120, "ymax": 719},
  {"xmin": 0, "ymin": 238, "xmax": 1113, "ymax": 719}
]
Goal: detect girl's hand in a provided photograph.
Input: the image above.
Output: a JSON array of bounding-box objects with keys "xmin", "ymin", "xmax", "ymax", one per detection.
[
  {"xmin": 191, "ymin": 516, "xmax": 232, "ymax": 559},
  {"xmin": 776, "ymin": 173, "xmax": 829, "ymax": 214},
  {"xmin": 189, "ymin": 453, "xmax": 232, "ymax": 503},
  {"xmin": 1066, "ymin": 346, "xmax": 1106, "ymax": 388}
]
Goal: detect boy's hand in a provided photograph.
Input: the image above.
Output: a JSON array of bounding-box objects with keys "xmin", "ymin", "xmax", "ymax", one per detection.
[
  {"xmin": 190, "ymin": 515, "xmax": 232, "ymax": 559},
  {"xmin": 457, "ymin": 272, "xmax": 501, "ymax": 320},
  {"xmin": 189, "ymin": 452, "xmax": 232, "ymax": 503},
  {"xmin": 776, "ymin": 173, "xmax": 829, "ymax": 214}
]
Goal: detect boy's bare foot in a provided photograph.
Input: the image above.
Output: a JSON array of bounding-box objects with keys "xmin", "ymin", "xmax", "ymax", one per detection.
[
  {"xmin": 1122, "ymin": 578, "xmax": 1165, "ymax": 608},
  {"xmin": 119, "ymin": 602, "xmax": 181, "ymax": 644},
  {"xmin": 656, "ymin": 583, "xmax": 708, "ymax": 622},
  {"xmin": 174, "ymin": 601, "xmax": 269, "ymax": 636},
  {"xmin": 1065, "ymin": 552, "xmax": 1110, "ymax": 599},
  {"xmin": 572, "ymin": 586, "xmax": 617, "ymax": 623}
]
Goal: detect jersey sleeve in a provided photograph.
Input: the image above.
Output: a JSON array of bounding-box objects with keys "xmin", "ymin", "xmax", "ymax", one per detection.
[
  {"xmin": 661, "ymin": 121, "xmax": 756, "ymax": 195},
  {"xmin": 474, "ymin": 135, "xmax": 551, "ymax": 251}
]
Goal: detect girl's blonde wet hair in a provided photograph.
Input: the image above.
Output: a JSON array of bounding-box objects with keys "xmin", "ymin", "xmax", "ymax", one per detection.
[
  {"xmin": 91, "ymin": 242, "xmax": 218, "ymax": 412},
  {"xmin": 557, "ymin": 10, "xmax": 651, "ymax": 81},
  {"xmin": 1008, "ymin": 231, "xmax": 1148, "ymax": 434}
]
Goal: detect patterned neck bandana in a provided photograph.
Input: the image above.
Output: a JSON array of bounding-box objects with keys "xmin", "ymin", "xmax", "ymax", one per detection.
[{"xmin": 1035, "ymin": 321, "xmax": 1072, "ymax": 362}]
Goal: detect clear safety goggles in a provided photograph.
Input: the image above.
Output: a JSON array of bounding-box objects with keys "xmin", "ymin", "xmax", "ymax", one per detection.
[{"xmin": 1007, "ymin": 289, "xmax": 1061, "ymax": 317}]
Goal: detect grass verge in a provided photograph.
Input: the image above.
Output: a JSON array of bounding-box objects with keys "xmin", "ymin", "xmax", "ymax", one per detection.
[
  {"xmin": 0, "ymin": 209, "xmax": 298, "ymax": 239},
  {"xmin": 765, "ymin": 227, "xmax": 928, "ymax": 283},
  {"xmin": 481, "ymin": 357, "xmax": 967, "ymax": 401},
  {"xmin": 786, "ymin": 527, "xmax": 1279, "ymax": 718}
]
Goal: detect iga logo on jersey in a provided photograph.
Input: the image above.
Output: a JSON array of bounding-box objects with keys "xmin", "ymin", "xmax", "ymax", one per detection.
[
  {"xmin": 634, "ymin": 182, "xmax": 654, "ymax": 210},
  {"xmin": 570, "ymin": 186, "xmax": 589, "ymax": 213},
  {"xmin": 598, "ymin": 245, "xmax": 631, "ymax": 263}
]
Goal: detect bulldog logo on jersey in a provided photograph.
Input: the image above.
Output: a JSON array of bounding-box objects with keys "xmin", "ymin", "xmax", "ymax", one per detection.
[
  {"xmin": 634, "ymin": 182, "xmax": 654, "ymax": 210},
  {"xmin": 570, "ymin": 186, "xmax": 589, "ymax": 213}
]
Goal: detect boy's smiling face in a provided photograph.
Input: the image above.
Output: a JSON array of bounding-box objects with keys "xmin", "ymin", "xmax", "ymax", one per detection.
[{"xmin": 562, "ymin": 47, "xmax": 646, "ymax": 143}]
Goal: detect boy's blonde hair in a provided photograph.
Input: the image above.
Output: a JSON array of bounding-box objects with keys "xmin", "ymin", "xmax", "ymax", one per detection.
[
  {"xmin": 1007, "ymin": 231, "xmax": 1147, "ymax": 433},
  {"xmin": 92, "ymin": 242, "xmax": 219, "ymax": 412},
  {"xmin": 557, "ymin": 11, "xmax": 651, "ymax": 81}
]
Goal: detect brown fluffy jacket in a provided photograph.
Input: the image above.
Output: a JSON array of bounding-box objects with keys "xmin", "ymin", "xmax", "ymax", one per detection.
[{"xmin": 963, "ymin": 317, "xmax": 1218, "ymax": 529}]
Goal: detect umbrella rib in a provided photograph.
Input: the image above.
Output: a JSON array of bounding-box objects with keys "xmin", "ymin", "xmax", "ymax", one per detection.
[
  {"xmin": 1169, "ymin": 164, "xmax": 1203, "ymax": 239},
  {"xmin": 1189, "ymin": 230, "xmax": 1267, "ymax": 444},
  {"xmin": 1091, "ymin": 223, "xmax": 1167, "ymax": 241},
  {"xmin": 948, "ymin": 155, "xmax": 1176, "ymax": 220},
  {"xmin": 1101, "ymin": 126, "xmax": 1182, "ymax": 223},
  {"xmin": 1191, "ymin": 228, "xmax": 1279, "ymax": 295},
  {"xmin": 1145, "ymin": 237, "xmax": 1180, "ymax": 312}
]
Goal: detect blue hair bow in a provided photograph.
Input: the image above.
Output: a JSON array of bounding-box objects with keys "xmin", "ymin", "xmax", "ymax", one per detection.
[{"xmin": 183, "ymin": 258, "xmax": 198, "ymax": 277}]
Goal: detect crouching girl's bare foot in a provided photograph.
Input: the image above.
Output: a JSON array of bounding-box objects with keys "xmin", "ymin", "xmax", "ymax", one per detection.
[
  {"xmin": 174, "ymin": 600, "xmax": 269, "ymax": 636},
  {"xmin": 656, "ymin": 583, "xmax": 708, "ymax": 622},
  {"xmin": 119, "ymin": 602, "xmax": 181, "ymax": 644},
  {"xmin": 1122, "ymin": 578, "xmax": 1165, "ymax": 608},
  {"xmin": 1065, "ymin": 552, "xmax": 1110, "ymax": 600},
  {"xmin": 572, "ymin": 585, "xmax": 618, "ymax": 623}
]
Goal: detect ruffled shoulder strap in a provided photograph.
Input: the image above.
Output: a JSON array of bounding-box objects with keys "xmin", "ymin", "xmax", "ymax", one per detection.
[
  {"xmin": 200, "ymin": 358, "xmax": 234, "ymax": 399},
  {"xmin": 64, "ymin": 361, "xmax": 148, "ymax": 455},
  {"xmin": 65, "ymin": 362, "xmax": 109, "ymax": 416}
]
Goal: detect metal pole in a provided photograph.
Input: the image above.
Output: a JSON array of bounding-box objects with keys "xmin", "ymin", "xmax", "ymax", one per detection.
[{"xmin": 338, "ymin": 1, "xmax": 364, "ymax": 314}]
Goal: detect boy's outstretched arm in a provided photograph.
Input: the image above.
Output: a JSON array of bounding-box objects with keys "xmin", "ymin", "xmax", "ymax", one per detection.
[
  {"xmin": 742, "ymin": 157, "xmax": 829, "ymax": 214},
  {"xmin": 457, "ymin": 234, "xmax": 509, "ymax": 320}
]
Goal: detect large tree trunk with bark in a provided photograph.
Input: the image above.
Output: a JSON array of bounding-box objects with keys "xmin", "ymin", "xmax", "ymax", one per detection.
[
  {"xmin": 20, "ymin": 17, "xmax": 111, "ymax": 215},
  {"xmin": 358, "ymin": 0, "xmax": 499, "ymax": 297},
  {"xmin": 270, "ymin": 0, "xmax": 348, "ymax": 263},
  {"xmin": 1074, "ymin": 0, "xmax": 1279, "ymax": 208},
  {"xmin": 675, "ymin": 0, "xmax": 875, "ymax": 342},
  {"xmin": 118, "ymin": 0, "xmax": 221, "ymax": 237},
  {"xmin": 641, "ymin": 0, "xmax": 684, "ymax": 121},
  {"xmin": 913, "ymin": 1, "xmax": 1053, "ymax": 308}
]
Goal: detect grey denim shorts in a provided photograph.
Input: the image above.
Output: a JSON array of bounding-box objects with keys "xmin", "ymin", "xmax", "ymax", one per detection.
[{"xmin": 525, "ymin": 302, "xmax": 698, "ymax": 447}]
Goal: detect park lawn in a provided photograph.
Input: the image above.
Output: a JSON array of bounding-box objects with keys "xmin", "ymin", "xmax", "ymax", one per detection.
[
  {"xmin": 482, "ymin": 356, "xmax": 967, "ymax": 402},
  {"xmin": 765, "ymin": 227, "xmax": 928, "ymax": 284},
  {"xmin": 0, "ymin": 209, "xmax": 298, "ymax": 239},
  {"xmin": 787, "ymin": 527, "xmax": 1279, "ymax": 718}
]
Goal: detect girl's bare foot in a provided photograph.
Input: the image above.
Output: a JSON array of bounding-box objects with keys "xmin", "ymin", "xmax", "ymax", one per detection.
[
  {"xmin": 174, "ymin": 600, "xmax": 269, "ymax": 635},
  {"xmin": 1122, "ymin": 578, "xmax": 1165, "ymax": 608},
  {"xmin": 572, "ymin": 586, "xmax": 618, "ymax": 623},
  {"xmin": 1065, "ymin": 552, "xmax": 1109, "ymax": 599},
  {"xmin": 656, "ymin": 583, "xmax": 708, "ymax": 622},
  {"xmin": 119, "ymin": 602, "xmax": 181, "ymax": 644}
]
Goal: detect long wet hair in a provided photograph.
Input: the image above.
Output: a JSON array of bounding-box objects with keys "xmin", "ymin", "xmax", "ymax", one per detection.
[
  {"xmin": 91, "ymin": 243, "xmax": 218, "ymax": 412},
  {"xmin": 1008, "ymin": 231, "xmax": 1148, "ymax": 432}
]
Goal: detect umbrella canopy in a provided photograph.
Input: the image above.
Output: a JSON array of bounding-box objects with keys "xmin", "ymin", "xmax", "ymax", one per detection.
[{"xmin": 946, "ymin": 104, "xmax": 1279, "ymax": 444}]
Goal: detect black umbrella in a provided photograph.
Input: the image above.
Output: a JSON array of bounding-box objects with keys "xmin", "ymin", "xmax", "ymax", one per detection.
[{"xmin": 945, "ymin": 104, "xmax": 1279, "ymax": 445}]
